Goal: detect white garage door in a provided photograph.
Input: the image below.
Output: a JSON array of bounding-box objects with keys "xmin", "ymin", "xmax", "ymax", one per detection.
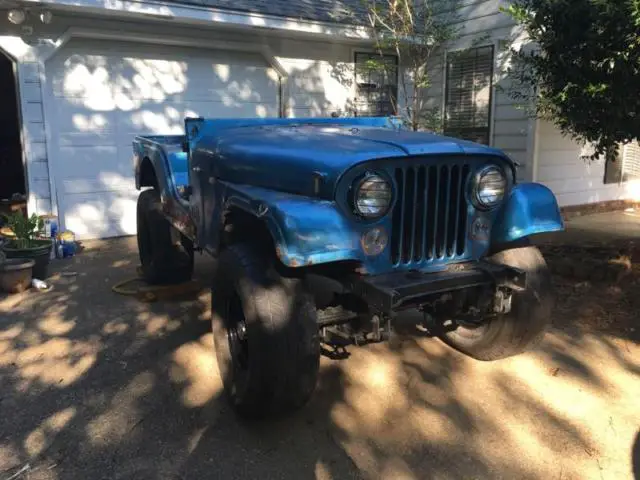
[{"xmin": 45, "ymin": 39, "xmax": 279, "ymax": 239}]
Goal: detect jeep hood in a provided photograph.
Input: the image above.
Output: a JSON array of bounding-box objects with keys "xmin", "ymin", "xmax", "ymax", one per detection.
[{"xmin": 191, "ymin": 124, "xmax": 511, "ymax": 198}]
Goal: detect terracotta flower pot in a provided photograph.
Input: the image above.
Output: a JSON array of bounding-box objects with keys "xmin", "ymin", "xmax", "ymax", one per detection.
[{"xmin": 0, "ymin": 258, "xmax": 35, "ymax": 293}]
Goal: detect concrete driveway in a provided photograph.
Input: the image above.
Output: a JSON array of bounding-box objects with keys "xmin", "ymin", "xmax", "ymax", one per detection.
[{"xmin": 1, "ymin": 237, "xmax": 639, "ymax": 480}]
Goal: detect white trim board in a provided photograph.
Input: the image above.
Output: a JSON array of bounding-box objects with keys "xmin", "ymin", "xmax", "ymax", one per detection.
[
  {"xmin": 17, "ymin": 0, "xmax": 372, "ymax": 41},
  {"xmin": 40, "ymin": 27, "xmax": 288, "ymax": 77},
  {"xmin": 0, "ymin": 47, "xmax": 31, "ymax": 213}
]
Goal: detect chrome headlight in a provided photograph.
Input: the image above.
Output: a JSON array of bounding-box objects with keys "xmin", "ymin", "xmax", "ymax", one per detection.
[
  {"xmin": 473, "ymin": 166, "xmax": 507, "ymax": 209},
  {"xmin": 353, "ymin": 173, "xmax": 392, "ymax": 219}
]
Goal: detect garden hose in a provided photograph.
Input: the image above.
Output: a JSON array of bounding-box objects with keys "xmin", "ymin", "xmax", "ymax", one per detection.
[{"xmin": 111, "ymin": 266, "xmax": 201, "ymax": 302}]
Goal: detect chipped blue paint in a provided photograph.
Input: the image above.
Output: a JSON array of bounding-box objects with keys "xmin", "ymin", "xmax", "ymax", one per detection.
[
  {"xmin": 185, "ymin": 117, "xmax": 514, "ymax": 200},
  {"xmin": 223, "ymin": 183, "xmax": 364, "ymax": 267},
  {"xmin": 167, "ymin": 151, "xmax": 189, "ymax": 188},
  {"xmin": 492, "ymin": 183, "xmax": 564, "ymax": 244},
  {"xmin": 134, "ymin": 117, "xmax": 565, "ymax": 273}
]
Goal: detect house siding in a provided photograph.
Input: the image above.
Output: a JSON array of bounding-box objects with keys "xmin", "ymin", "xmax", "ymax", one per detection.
[
  {"xmin": 20, "ymin": 62, "xmax": 52, "ymax": 214},
  {"xmin": 274, "ymin": 39, "xmax": 354, "ymax": 118},
  {"xmin": 536, "ymin": 120, "xmax": 640, "ymax": 206},
  {"xmin": 0, "ymin": 38, "xmax": 53, "ymax": 215},
  {"xmin": 3, "ymin": 1, "xmax": 635, "ymax": 225},
  {"xmin": 423, "ymin": 0, "xmax": 532, "ymax": 181}
]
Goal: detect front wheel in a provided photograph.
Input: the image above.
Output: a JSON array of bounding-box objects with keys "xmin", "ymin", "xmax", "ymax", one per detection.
[
  {"xmin": 438, "ymin": 246, "xmax": 553, "ymax": 361},
  {"xmin": 211, "ymin": 243, "xmax": 320, "ymax": 418}
]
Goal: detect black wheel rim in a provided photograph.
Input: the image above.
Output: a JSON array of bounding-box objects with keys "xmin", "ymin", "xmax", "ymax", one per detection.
[{"xmin": 225, "ymin": 291, "xmax": 249, "ymax": 372}]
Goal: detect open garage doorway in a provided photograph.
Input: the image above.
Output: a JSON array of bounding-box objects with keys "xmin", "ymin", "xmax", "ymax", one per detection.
[{"xmin": 0, "ymin": 50, "xmax": 26, "ymax": 222}]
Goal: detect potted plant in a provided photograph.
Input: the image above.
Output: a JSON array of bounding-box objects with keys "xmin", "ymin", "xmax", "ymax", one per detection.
[
  {"xmin": 0, "ymin": 242, "xmax": 36, "ymax": 293},
  {"xmin": 1, "ymin": 213, "xmax": 53, "ymax": 279}
]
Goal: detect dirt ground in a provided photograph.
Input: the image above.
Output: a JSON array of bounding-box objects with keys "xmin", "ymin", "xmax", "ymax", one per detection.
[{"xmin": 0, "ymin": 235, "xmax": 639, "ymax": 480}]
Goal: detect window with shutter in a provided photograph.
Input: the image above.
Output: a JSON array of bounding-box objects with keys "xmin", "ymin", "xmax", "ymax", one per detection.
[
  {"xmin": 622, "ymin": 142, "xmax": 640, "ymax": 180},
  {"xmin": 354, "ymin": 52, "xmax": 398, "ymax": 117},
  {"xmin": 604, "ymin": 142, "xmax": 640, "ymax": 184},
  {"xmin": 444, "ymin": 46, "xmax": 494, "ymax": 145}
]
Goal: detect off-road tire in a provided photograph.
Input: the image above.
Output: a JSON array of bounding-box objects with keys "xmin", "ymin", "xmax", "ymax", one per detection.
[
  {"xmin": 438, "ymin": 246, "xmax": 552, "ymax": 361},
  {"xmin": 136, "ymin": 189, "xmax": 193, "ymax": 285},
  {"xmin": 211, "ymin": 243, "xmax": 320, "ymax": 418}
]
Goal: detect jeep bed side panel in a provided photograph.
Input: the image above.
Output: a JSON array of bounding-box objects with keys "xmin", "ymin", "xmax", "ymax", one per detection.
[{"xmin": 132, "ymin": 135, "xmax": 197, "ymax": 241}]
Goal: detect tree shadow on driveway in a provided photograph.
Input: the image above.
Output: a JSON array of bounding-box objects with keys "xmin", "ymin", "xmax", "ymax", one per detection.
[{"xmin": 0, "ymin": 237, "xmax": 638, "ymax": 479}]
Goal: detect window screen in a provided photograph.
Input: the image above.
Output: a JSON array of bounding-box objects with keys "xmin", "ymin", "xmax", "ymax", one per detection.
[
  {"xmin": 604, "ymin": 142, "xmax": 640, "ymax": 184},
  {"xmin": 354, "ymin": 52, "xmax": 398, "ymax": 117},
  {"xmin": 444, "ymin": 46, "xmax": 494, "ymax": 145}
]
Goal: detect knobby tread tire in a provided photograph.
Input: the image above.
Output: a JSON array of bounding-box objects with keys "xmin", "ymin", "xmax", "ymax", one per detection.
[
  {"xmin": 211, "ymin": 243, "xmax": 320, "ymax": 418},
  {"xmin": 136, "ymin": 189, "xmax": 193, "ymax": 285},
  {"xmin": 439, "ymin": 246, "xmax": 553, "ymax": 361}
]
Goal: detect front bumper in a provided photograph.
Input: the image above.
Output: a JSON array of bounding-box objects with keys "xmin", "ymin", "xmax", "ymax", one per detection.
[{"xmin": 352, "ymin": 262, "xmax": 526, "ymax": 314}]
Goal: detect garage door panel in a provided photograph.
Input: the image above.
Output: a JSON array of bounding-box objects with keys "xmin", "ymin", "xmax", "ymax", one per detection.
[
  {"xmin": 51, "ymin": 49, "xmax": 277, "ymax": 105},
  {"xmin": 180, "ymin": 100, "xmax": 278, "ymax": 118},
  {"xmin": 56, "ymin": 146, "xmax": 122, "ymax": 179},
  {"xmin": 57, "ymin": 132, "xmax": 118, "ymax": 148},
  {"xmin": 60, "ymin": 191, "xmax": 138, "ymax": 240},
  {"xmin": 57, "ymin": 146, "xmax": 135, "ymax": 199},
  {"xmin": 54, "ymin": 101, "xmax": 279, "ymax": 145},
  {"xmin": 61, "ymin": 176, "xmax": 135, "ymax": 195},
  {"xmin": 119, "ymin": 102, "xmax": 278, "ymax": 136},
  {"xmin": 52, "ymin": 106, "xmax": 118, "ymax": 147},
  {"xmin": 52, "ymin": 73, "xmax": 278, "ymax": 106},
  {"xmin": 46, "ymin": 40, "xmax": 278, "ymax": 239}
]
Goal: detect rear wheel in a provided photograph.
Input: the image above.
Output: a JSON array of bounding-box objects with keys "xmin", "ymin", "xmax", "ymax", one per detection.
[
  {"xmin": 211, "ymin": 243, "xmax": 320, "ymax": 418},
  {"xmin": 438, "ymin": 246, "xmax": 552, "ymax": 361},
  {"xmin": 136, "ymin": 189, "xmax": 193, "ymax": 285}
]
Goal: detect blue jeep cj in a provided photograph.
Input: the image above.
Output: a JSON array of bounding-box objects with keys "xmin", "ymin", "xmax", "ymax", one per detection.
[{"xmin": 132, "ymin": 117, "xmax": 564, "ymax": 418}]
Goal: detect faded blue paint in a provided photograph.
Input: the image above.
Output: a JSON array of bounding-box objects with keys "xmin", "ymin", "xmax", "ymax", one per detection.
[
  {"xmin": 223, "ymin": 183, "xmax": 363, "ymax": 267},
  {"xmin": 133, "ymin": 117, "xmax": 564, "ymax": 272},
  {"xmin": 491, "ymin": 183, "xmax": 564, "ymax": 244},
  {"xmin": 167, "ymin": 151, "xmax": 189, "ymax": 187},
  {"xmin": 132, "ymin": 135, "xmax": 195, "ymax": 239},
  {"xmin": 186, "ymin": 117, "xmax": 514, "ymax": 200},
  {"xmin": 133, "ymin": 135, "xmax": 185, "ymax": 199},
  {"xmin": 332, "ymin": 155, "xmax": 515, "ymax": 274}
]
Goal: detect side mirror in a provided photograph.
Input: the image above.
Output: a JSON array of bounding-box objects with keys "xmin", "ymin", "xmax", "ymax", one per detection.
[{"xmin": 181, "ymin": 140, "xmax": 189, "ymax": 153}]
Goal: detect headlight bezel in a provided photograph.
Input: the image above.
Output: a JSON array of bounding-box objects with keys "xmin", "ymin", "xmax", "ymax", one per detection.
[
  {"xmin": 471, "ymin": 165, "xmax": 508, "ymax": 210},
  {"xmin": 351, "ymin": 171, "xmax": 393, "ymax": 220}
]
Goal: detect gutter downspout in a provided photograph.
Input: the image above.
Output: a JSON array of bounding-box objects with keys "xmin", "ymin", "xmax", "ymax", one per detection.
[{"xmin": 531, "ymin": 117, "xmax": 541, "ymax": 182}]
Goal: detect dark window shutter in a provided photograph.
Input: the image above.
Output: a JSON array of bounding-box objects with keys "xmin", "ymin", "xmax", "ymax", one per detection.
[
  {"xmin": 444, "ymin": 46, "xmax": 494, "ymax": 145},
  {"xmin": 622, "ymin": 142, "xmax": 640, "ymax": 181},
  {"xmin": 604, "ymin": 142, "xmax": 640, "ymax": 184}
]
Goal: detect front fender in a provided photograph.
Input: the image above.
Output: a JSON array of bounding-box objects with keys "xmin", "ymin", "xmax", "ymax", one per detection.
[
  {"xmin": 491, "ymin": 182, "xmax": 564, "ymax": 245},
  {"xmin": 223, "ymin": 183, "xmax": 363, "ymax": 267}
]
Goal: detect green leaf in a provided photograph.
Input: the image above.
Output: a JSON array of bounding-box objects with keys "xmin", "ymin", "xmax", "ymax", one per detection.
[{"xmin": 504, "ymin": 0, "xmax": 640, "ymax": 159}]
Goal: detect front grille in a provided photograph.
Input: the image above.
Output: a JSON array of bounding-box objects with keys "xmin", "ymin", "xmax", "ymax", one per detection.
[{"xmin": 390, "ymin": 163, "xmax": 472, "ymax": 265}]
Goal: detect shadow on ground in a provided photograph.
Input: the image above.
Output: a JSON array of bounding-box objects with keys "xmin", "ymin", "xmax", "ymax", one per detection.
[{"xmin": 0, "ymin": 237, "xmax": 639, "ymax": 479}]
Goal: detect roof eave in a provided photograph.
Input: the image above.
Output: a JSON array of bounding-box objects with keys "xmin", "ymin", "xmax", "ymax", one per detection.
[{"xmin": 15, "ymin": 0, "xmax": 373, "ymax": 40}]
